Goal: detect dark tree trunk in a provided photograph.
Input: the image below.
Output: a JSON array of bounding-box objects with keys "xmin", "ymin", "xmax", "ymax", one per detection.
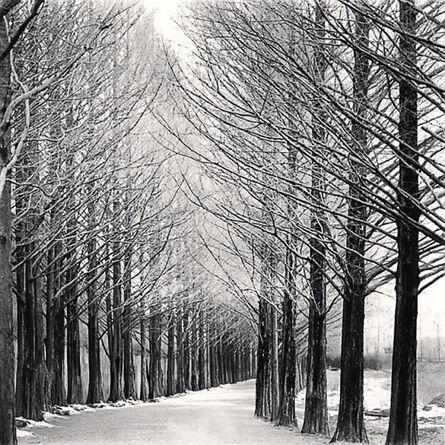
[
  {"xmin": 52, "ymin": 241, "xmax": 67, "ymax": 406},
  {"xmin": 19, "ymin": 256, "xmax": 47, "ymax": 420},
  {"xmin": 198, "ymin": 312, "xmax": 206, "ymax": 390},
  {"xmin": 66, "ymin": 228, "xmax": 82, "ymax": 404},
  {"xmin": 139, "ymin": 250, "xmax": 149, "ymax": 402},
  {"xmin": 255, "ymin": 299, "xmax": 270, "ymax": 418},
  {"xmin": 277, "ymin": 283, "xmax": 296, "ymax": 427},
  {"xmin": 210, "ymin": 340, "xmax": 219, "ymax": 388},
  {"xmin": 302, "ymin": 3, "xmax": 329, "ymax": 437},
  {"xmin": 0, "ymin": 8, "xmax": 18, "ymax": 442},
  {"xmin": 149, "ymin": 312, "xmax": 163, "ymax": 398},
  {"xmin": 86, "ymin": 227, "xmax": 103, "ymax": 403},
  {"xmin": 218, "ymin": 338, "xmax": 225, "ymax": 384},
  {"xmin": 140, "ymin": 311, "xmax": 149, "ymax": 401},
  {"xmin": 67, "ymin": 291, "xmax": 83, "ymax": 404},
  {"xmin": 191, "ymin": 312, "xmax": 199, "ymax": 391},
  {"xmin": 15, "ymin": 177, "xmax": 26, "ymax": 418},
  {"xmin": 166, "ymin": 308, "xmax": 176, "ymax": 396},
  {"xmin": 183, "ymin": 308, "xmax": 191, "ymax": 390},
  {"xmin": 270, "ymin": 306, "xmax": 279, "ymax": 422},
  {"xmin": 386, "ymin": 2, "xmax": 419, "ymax": 444},
  {"xmin": 52, "ymin": 290, "xmax": 66, "ymax": 406},
  {"xmin": 123, "ymin": 249, "xmax": 136, "ymax": 400},
  {"xmin": 87, "ymin": 294, "xmax": 103, "ymax": 404},
  {"xmin": 109, "ymin": 242, "xmax": 123, "ymax": 401},
  {"xmin": 105, "ymin": 258, "xmax": 114, "ymax": 398},
  {"xmin": 176, "ymin": 306, "xmax": 185, "ymax": 393},
  {"xmin": 332, "ymin": 7, "xmax": 370, "ymax": 444},
  {"xmin": 302, "ymin": 297, "xmax": 329, "ymax": 435},
  {"xmin": 15, "ymin": 256, "xmax": 25, "ymax": 417}
]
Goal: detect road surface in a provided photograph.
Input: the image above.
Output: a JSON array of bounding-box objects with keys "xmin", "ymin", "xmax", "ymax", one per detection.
[
  {"xmin": 17, "ymin": 378, "xmax": 444, "ymax": 445},
  {"xmin": 18, "ymin": 380, "xmax": 322, "ymax": 445}
]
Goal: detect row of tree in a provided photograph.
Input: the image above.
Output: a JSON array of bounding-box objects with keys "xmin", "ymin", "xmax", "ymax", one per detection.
[
  {"xmin": 166, "ymin": 0, "xmax": 445, "ymax": 444},
  {"xmin": 0, "ymin": 1, "xmax": 257, "ymax": 444}
]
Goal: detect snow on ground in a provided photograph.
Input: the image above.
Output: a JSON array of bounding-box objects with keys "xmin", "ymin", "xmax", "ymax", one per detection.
[
  {"xmin": 18, "ymin": 373, "xmax": 445, "ymax": 445},
  {"xmin": 17, "ymin": 429, "xmax": 33, "ymax": 438}
]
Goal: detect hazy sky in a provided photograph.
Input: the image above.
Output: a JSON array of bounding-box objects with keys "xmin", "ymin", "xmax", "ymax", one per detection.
[{"xmin": 144, "ymin": 0, "xmax": 183, "ymax": 41}]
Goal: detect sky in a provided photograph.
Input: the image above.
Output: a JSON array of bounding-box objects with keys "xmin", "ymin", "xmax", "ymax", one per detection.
[{"xmin": 143, "ymin": 0, "xmax": 183, "ymax": 42}]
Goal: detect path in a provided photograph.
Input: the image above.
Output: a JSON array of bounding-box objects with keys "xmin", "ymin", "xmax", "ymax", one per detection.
[
  {"xmin": 18, "ymin": 380, "xmax": 321, "ymax": 445},
  {"xmin": 17, "ymin": 376, "xmax": 445, "ymax": 445}
]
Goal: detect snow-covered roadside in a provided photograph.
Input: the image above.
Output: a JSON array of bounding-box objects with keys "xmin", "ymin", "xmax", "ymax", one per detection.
[
  {"xmin": 16, "ymin": 399, "xmax": 148, "ymax": 437},
  {"xmin": 16, "ymin": 390, "xmax": 204, "ymax": 439}
]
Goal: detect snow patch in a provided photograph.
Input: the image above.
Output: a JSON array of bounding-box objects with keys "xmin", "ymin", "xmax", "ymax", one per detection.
[
  {"xmin": 16, "ymin": 416, "xmax": 55, "ymax": 428},
  {"xmin": 16, "ymin": 429, "xmax": 33, "ymax": 438},
  {"xmin": 420, "ymin": 405, "xmax": 445, "ymax": 419}
]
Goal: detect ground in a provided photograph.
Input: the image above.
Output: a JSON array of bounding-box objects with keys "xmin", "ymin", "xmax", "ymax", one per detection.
[{"xmin": 18, "ymin": 368, "xmax": 445, "ymax": 445}]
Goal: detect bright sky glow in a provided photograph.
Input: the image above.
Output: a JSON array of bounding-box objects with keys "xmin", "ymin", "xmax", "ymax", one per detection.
[{"xmin": 143, "ymin": 0, "xmax": 183, "ymax": 43}]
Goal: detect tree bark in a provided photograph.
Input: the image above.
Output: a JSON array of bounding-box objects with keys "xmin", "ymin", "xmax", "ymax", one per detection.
[
  {"xmin": 123, "ymin": 247, "xmax": 136, "ymax": 400},
  {"xmin": 302, "ymin": 2, "xmax": 329, "ymax": 436},
  {"xmin": 19, "ymin": 254, "xmax": 47, "ymax": 420},
  {"xmin": 86, "ymin": 205, "xmax": 103, "ymax": 404},
  {"xmin": 176, "ymin": 305, "xmax": 185, "ymax": 393},
  {"xmin": 277, "ymin": 142, "xmax": 298, "ymax": 427},
  {"xmin": 270, "ymin": 306, "xmax": 279, "ymax": 422},
  {"xmin": 51, "ymin": 241, "xmax": 67, "ymax": 407},
  {"xmin": 166, "ymin": 307, "xmax": 176, "ymax": 396},
  {"xmin": 0, "ymin": 9, "xmax": 16, "ymax": 443},
  {"xmin": 183, "ymin": 308, "xmax": 191, "ymax": 390},
  {"xmin": 255, "ymin": 299, "xmax": 270, "ymax": 418},
  {"xmin": 140, "ymin": 310, "xmax": 149, "ymax": 401},
  {"xmin": 149, "ymin": 311, "xmax": 163, "ymax": 398},
  {"xmin": 108, "ymin": 223, "xmax": 124, "ymax": 401},
  {"xmin": 67, "ymin": 289, "xmax": 83, "ymax": 404},
  {"xmin": 332, "ymin": 6, "xmax": 370, "ymax": 443},
  {"xmin": 386, "ymin": 1, "xmax": 419, "ymax": 444},
  {"xmin": 277, "ymin": 280, "xmax": 297, "ymax": 427},
  {"xmin": 66, "ymin": 222, "xmax": 82, "ymax": 404}
]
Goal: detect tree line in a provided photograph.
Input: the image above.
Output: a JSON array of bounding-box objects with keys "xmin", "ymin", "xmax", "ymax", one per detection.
[
  {"xmin": 0, "ymin": 1, "xmax": 256, "ymax": 444},
  {"xmin": 163, "ymin": 1, "xmax": 445, "ymax": 444}
]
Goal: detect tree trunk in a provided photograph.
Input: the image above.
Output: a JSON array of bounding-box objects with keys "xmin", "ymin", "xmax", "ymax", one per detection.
[
  {"xmin": 149, "ymin": 312, "xmax": 163, "ymax": 398},
  {"xmin": 191, "ymin": 313, "xmax": 199, "ymax": 391},
  {"xmin": 386, "ymin": 1, "xmax": 419, "ymax": 444},
  {"xmin": 15, "ymin": 178, "xmax": 27, "ymax": 418},
  {"xmin": 66, "ymin": 227, "xmax": 82, "ymax": 404},
  {"xmin": 123, "ymin": 248, "xmax": 136, "ymax": 400},
  {"xmin": 176, "ymin": 306, "xmax": 185, "ymax": 393},
  {"xmin": 86, "ymin": 213, "xmax": 103, "ymax": 404},
  {"xmin": 270, "ymin": 306, "xmax": 279, "ymax": 422},
  {"xmin": 67, "ymin": 290, "xmax": 83, "ymax": 404},
  {"xmin": 198, "ymin": 311, "xmax": 206, "ymax": 390},
  {"xmin": 19, "ymin": 255, "xmax": 47, "ymax": 420},
  {"xmin": 108, "ymin": 274, "xmax": 123, "ymax": 401},
  {"xmin": 166, "ymin": 308, "xmax": 176, "ymax": 396},
  {"xmin": 277, "ymin": 162, "xmax": 298, "ymax": 427},
  {"xmin": 183, "ymin": 308, "xmax": 191, "ymax": 390},
  {"xmin": 140, "ymin": 310, "xmax": 149, "ymax": 401},
  {"xmin": 331, "ymin": 7, "xmax": 370, "ymax": 443},
  {"xmin": 302, "ymin": 3, "xmax": 329, "ymax": 436},
  {"xmin": 255, "ymin": 299, "xmax": 270, "ymax": 418},
  {"xmin": 0, "ymin": 7, "xmax": 18, "ymax": 442},
  {"xmin": 51, "ymin": 241, "xmax": 67, "ymax": 407},
  {"xmin": 302, "ymin": 296, "xmax": 329, "ymax": 435},
  {"xmin": 277, "ymin": 281, "xmax": 297, "ymax": 427}
]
